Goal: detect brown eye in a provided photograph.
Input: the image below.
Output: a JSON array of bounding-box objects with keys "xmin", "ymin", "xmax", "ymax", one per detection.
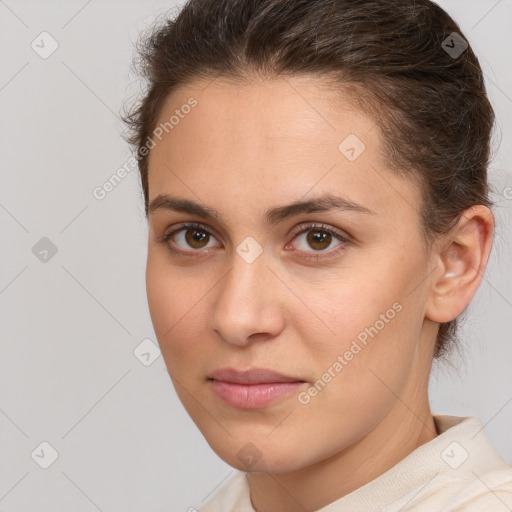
[
  {"xmin": 160, "ymin": 221, "xmax": 350, "ymax": 260},
  {"xmin": 184, "ymin": 228, "xmax": 210, "ymax": 249},
  {"xmin": 306, "ymin": 230, "xmax": 332, "ymax": 251},
  {"xmin": 293, "ymin": 227, "xmax": 342, "ymax": 253},
  {"xmin": 161, "ymin": 223, "xmax": 221, "ymax": 253},
  {"xmin": 287, "ymin": 223, "xmax": 351, "ymax": 261},
  {"xmin": 174, "ymin": 226, "xmax": 220, "ymax": 250}
]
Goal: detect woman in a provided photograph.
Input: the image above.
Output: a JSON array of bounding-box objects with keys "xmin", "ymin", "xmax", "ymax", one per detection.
[{"xmin": 123, "ymin": 0, "xmax": 512, "ymax": 510}]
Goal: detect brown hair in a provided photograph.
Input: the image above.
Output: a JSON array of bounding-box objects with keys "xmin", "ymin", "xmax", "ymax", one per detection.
[{"xmin": 122, "ymin": 0, "xmax": 495, "ymax": 359}]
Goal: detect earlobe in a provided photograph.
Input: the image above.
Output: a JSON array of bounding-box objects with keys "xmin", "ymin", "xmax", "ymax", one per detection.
[{"xmin": 425, "ymin": 205, "xmax": 494, "ymax": 324}]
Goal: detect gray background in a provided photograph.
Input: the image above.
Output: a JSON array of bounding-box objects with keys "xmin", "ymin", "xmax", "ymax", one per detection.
[{"xmin": 0, "ymin": 0, "xmax": 511, "ymax": 510}]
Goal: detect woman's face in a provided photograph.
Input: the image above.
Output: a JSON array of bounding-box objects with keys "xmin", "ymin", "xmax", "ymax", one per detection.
[{"xmin": 145, "ymin": 75, "xmax": 438, "ymax": 473}]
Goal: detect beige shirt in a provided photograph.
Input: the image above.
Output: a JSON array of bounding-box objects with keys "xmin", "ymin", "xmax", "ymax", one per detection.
[{"xmin": 199, "ymin": 415, "xmax": 512, "ymax": 511}]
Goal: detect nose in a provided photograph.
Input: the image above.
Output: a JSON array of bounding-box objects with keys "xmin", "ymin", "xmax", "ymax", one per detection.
[{"xmin": 210, "ymin": 248, "xmax": 286, "ymax": 347}]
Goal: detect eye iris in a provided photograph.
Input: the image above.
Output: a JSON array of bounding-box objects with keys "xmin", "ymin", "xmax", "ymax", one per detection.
[
  {"xmin": 185, "ymin": 228, "xmax": 209, "ymax": 248},
  {"xmin": 179, "ymin": 228, "xmax": 334, "ymax": 251},
  {"xmin": 307, "ymin": 230, "xmax": 331, "ymax": 250}
]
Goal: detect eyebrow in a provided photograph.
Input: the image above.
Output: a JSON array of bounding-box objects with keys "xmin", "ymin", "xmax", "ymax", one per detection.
[{"xmin": 148, "ymin": 193, "xmax": 375, "ymax": 226}]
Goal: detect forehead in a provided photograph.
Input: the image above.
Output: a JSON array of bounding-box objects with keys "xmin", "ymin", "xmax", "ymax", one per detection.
[
  {"xmin": 152, "ymin": 75, "xmax": 372, "ymax": 157},
  {"xmin": 147, "ymin": 76, "xmax": 421, "ymax": 222}
]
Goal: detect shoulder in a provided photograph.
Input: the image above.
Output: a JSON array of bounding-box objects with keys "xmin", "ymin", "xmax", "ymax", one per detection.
[
  {"xmin": 396, "ymin": 415, "xmax": 512, "ymax": 511},
  {"xmin": 398, "ymin": 469, "xmax": 512, "ymax": 512}
]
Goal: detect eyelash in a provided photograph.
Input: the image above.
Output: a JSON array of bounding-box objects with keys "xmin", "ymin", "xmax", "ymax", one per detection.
[{"xmin": 156, "ymin": 222, "xmax": 351, "ymax": 261}]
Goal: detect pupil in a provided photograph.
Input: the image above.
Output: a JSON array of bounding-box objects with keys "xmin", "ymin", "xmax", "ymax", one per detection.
[
  {"xmin": 308, "ymin": 230, "xmax": 331, "ymax": 250},
  {"xmin": 186, "ymin": 229, "xmax": 208, "ymax": 248}
]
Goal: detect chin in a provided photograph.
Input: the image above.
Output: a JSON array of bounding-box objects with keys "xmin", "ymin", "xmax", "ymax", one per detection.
[{"xmin": 203, "ymin": 433, "xmax": 313, "ymax": 474}]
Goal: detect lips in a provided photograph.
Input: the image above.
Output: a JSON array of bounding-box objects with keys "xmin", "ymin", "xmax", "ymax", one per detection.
[
  {"xmin": 208, "ymin": 367, "xmax": 307, "ymax": 409},
  {"xmin": 208, "ymin": 367, "xmax": 304, "ymax": 384}
]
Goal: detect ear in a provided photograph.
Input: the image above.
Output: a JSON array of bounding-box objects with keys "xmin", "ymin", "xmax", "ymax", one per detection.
[{"xmin": 425, "ymin": 205, "xmax": 494, "ymax": 324}]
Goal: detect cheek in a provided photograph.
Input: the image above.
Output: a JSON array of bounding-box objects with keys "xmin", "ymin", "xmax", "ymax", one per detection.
[
  {"xmin": 284, "ymin": 285, "xmax": 418, "ymax": 466},
  {"xmin": 146, "ymin": 252, "xmax": 202, "ymax": 354},
  {"xmin": 292, "ymin": 271, "xmax": 401, "ymax": 353},
  {"xmin": 292, "ymin": 254, "xmax": 425, "ymax": 393}
]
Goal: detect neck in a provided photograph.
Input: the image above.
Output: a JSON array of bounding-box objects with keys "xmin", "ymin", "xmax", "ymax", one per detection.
[{"xmin": 247, "ymin": 369, "xmax": 438, "ymax": 512}]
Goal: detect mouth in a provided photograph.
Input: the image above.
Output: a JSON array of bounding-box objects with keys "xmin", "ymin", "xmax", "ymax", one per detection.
[{"xmin": 207, "ymin": 367, "xmax": 307, "ymax": 409}]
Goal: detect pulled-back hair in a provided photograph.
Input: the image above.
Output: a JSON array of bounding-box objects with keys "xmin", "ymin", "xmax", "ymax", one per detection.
[{"xmin": 122, "ymin": 0, "xmax": 495, "ymax": 358}]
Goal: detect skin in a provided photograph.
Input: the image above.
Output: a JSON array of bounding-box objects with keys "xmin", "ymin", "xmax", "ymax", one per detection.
[{"xmin": 145, "ymin": 75, "xmax": 494, "ymax": 512}]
